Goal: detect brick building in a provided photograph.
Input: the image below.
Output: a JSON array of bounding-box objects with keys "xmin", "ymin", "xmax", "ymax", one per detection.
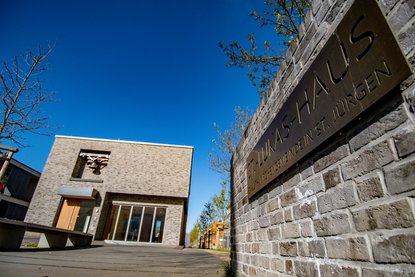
[
  {"xmin": 199, "ymin": 221, "xmax": 230, "ymax": 250},
  {"xmin": 25, "ymin": 135, "xmax": 193, "ymax": 247}
]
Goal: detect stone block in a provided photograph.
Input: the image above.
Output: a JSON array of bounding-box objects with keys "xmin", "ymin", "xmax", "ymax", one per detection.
[
  {"xmin": 259, "ymin": 194, "xmax": 268, "ymax": 205},
  {"xmin": 250, "ymin": 219, "xmax": 259, "ymax": 231},
  {"xmin": 268, "ymin": 184, "xmax": 283, "ymax": 199},
  {"xmin": 293, "ymin": 198, "xmax": 317, "ymax": 219},
  {"xmin": 356, "ymin": 172, "xmax": 385, "ymax": 202},
  {"xmin": 249, "ymin": 266, "xmax": 257, "ymax": 276},
  {"xmin": 389, "ymin": 0, "xmax": 415, "ymax": 32},
  {"xmin": 294, "ymin": 22, "xmax": 317, "ymax": 62},
  {"xmin": 258, "ymin": 228, "xmax": 268, "ymax": 241},
  {"xmin": 300, "ymin": 161, "xmax": 314, "ymax": 180},
  {"xmin": 297, "ymin": 176, "xmax": 324, "ymax": 198},
  {"xmin": 394, "ymin": 130, "xmax": 415, "ymax": 157},
  {"xmin": 279, "ymin": 241, "xmax": 297, "ymax": 256},
  {"xmin": 300, "ymin": 220, "xmax": 314, "ymax": 237},
  {"xmin": 284, "ymin": 207, "xmax": 293, "ymax": 222},
  {"xmin": 271, "ymin": 242, "xmax": 279, "ymax": 255},
  {"xmin": 315, "ymin": 143, "xmax": 349, "ymax": 173},
  {"xmin": 362, "ymin": 267, "xmax": 415, "ymax": 276},
  {"xmin": 269, "ymin": 210, "xmax": 284, "ymax": 226},
  {"xmin": 323, "ymin": 167, "xmax": 341, "ymax": 189},
  {"xmin": 342, "ymin": 141, "xmax": 394, "ymax": 180},
  {"xmin": 298, "ymin": 238, "xmax": 325, "ymax": 258},
  {"xmin": 259, "ymin": 205, "xmax": 266, "ymax": 217},
  {"xmin": 281, "ymin": 222, "xmax": 300, "ymax": 239},
  {"xmin": 260, "ymin": 256, "xmax": 270, "ymax": 269},
  {"xmin": 397, "ymin": 17, "xmax": 415, "ymax": 55},
  {"xmin": 266, "ymin": 272, "xmax": 278, "ymax": 277},
  {"xmin": 267, "ymin": 198, "xmax": 279, "ymax": 212},
  {"xmin": 371, "ymin": 233, "xmax": 415, "ymax": 263},
  {"xmin": 378, "ymin": 0, "xmax": 400, "ymax": 15},
  {"xmin": 312, "ymin": 0, "xmax": 322, "ymax": 15},
  {"xmin": 384, "ymin": 158, "xmax": 415, "ymax": 194},
  {"xmin": 325, "ymin": 0, "xmax": 347, "ymax": 24},
  {"xmin": 349, "ymin": 105, "xmax": 407, "ymax": 152},
  {"xmin": 285, "ymin": 259, "xmax": 294, "ymax": 274},
  {"xmin": 282, "ymin": 173, "xmax": 301, "ymax": 191},
  {"xmin": 294, "ymin": 260, "xmax": 318, "ymax": 277},
  {"xmin": 280, "ymin": 189, "xmax": 297, "ymax": 207},
  {"xmin": 319, "ymin": 263, "xmax": 359, "ymax": 277},
  {"xmin": 403, "ymin": 80, "xmax": 415, "ymax": 114},
  {"xmin": 314, "ymin": 213, "xmax": 351, "ymax": 236},
  {"xmin": 270, "ymin": 258, "xmax": 284, "ymax": 272},
  {"xmin": 317, "ymin": 184, "xmax": 356, "ymax": 214},
  {"xmin": 242, "ymin": 264, "xmax": 248, "ymax": 275},
  {"xmin": 314, "ymin": 0, "xmax": 331, "ymax": 25},
  {"xmin": 252, "ymin": 243, "xmax": 260, "ymax": 253},
  {"xmin": 259, "ymin": 242, "xmax": 271, "ymax": 254},
  {"xmin": 352, "ymin": 198, "xmax": 415, "ymax": 231},
  {"xmin": 326, "ymin": 236, "xmax": 370, "ymax": 261},
  {"xmin": 259, "ymin": 216, "xmax": 270, "ymax": 228},
  {"xmin": 268, "ymin": 227, "xmax": 280, "ymax": 241}
]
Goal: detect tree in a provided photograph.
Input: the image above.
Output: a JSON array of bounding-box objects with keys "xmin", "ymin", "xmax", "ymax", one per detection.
[
  {"xmin": 0, "ymin": 46, "xmax": 54, "ymax": 146},
  {"xmin": 211, "ymin": 181, "xmax": 230, "ymax": 221},
  {"xmin": 209, "ymin": 106, "xmax": 251, "ymax": 180},
  {"xmin": 197, "ymin": 201, "xmax": 215, "ymax": 231},
  {"xmin": 207, "ymin": 107, "xmax": 251, "ymax": 226},
  {"xmin": 219, "ymin": 0, "xmax": 311, "ymax": 96},
  {"xmin": 189, "ymin": 224, "xmax": 200, "ymax": 247}
]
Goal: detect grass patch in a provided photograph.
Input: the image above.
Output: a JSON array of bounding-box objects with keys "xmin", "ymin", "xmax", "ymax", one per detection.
[{"xmin": 22, "ymin": 241, "xmax": 38, "ymax": 248}]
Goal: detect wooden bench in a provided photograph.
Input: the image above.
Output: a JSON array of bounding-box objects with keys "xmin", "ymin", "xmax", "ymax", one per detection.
[{"xmin": 0, "ymin": 218, "xmax": 93, "ymax": 250}]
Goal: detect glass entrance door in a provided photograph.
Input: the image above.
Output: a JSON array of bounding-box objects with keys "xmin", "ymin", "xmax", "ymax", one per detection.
[
  {"xmin": 127, "ymin": 206, "xmax": 143, "ymax": 241},
  {"xmin": 104, "ymin": 204, "xmax": 166, "ymax": 243}
]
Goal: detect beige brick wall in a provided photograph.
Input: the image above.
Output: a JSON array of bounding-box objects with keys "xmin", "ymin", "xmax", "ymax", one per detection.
[
  {"xmin": 231, "ymin": 0, "xmax": 415, "ymax": 276},
  {"xmin": 25, "ymin": 136, "xmax": 193, "ymax": 246}
]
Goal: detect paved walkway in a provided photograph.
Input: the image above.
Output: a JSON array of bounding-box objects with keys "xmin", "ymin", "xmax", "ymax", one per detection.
[{"xmin": 0, "ymin": 244, "xmax": 230, "ymax": 277}]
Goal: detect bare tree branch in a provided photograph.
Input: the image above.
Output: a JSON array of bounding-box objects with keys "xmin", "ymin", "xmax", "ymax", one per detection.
[
  {"xmin": 0, "ymin": 45, "xmax": 55, "ymax": 146},
  {"xmin": 209, "ymin": 107, "xmax": 251, "ymax": 180}
]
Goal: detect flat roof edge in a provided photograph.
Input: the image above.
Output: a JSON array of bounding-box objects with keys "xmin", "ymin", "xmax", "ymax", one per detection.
[
  {"xmin": 55, "ymin": 135, "xmax": 194, "ymax": 149},
  {"xmin": 0, "ymin": 158, "xmax": 41, "ymax": 176}
]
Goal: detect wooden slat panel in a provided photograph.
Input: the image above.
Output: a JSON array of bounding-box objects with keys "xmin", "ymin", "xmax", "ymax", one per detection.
[{"xmin": 56, "ymin": 198, "xmax": 81, "ymax": 230}]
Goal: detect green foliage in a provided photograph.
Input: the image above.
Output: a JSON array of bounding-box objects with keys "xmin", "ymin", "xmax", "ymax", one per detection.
[
  {"xmin": 211, "ymin": 181, "xmax": 230, "ymax": 222},
  {"xmin": 196, "ymin": 181, "xmax": 231, "ymax": 235},
  {"xmin": 189, "ymin": 224, "xmax": 199, "ymax": 246},
  {"xmin": 197, "ymin": 201, "xmax": 215, "ymax": 231},
  {"xmin": 219, "ymin": 0, "xmax": 311, "ymax": 96}
]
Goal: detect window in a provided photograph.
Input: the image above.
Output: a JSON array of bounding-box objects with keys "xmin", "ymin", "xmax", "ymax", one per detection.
[
  {"xmin": 104, "ymin": 204, "xmax": 167, "ymax": 243},
  {"xmin": 72, "ymin": 150, "xmax": 110, "ymax": 179}
]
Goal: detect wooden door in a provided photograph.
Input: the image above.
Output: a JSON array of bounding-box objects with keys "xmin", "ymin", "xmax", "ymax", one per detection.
[{"xmin": 56, "ymin": 198, "xmax": 81, "ymax": 230}]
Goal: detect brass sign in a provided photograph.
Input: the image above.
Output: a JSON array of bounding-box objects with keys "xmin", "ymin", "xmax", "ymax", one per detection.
[{"xmin": 247, "ymin": 0, "xmax": 411, "ymax": 198}]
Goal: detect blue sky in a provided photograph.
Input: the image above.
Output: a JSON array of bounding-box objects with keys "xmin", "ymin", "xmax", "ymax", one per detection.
[{"xmin": 0, "ymin": 0, "xmax": 267, "ymax": 232}]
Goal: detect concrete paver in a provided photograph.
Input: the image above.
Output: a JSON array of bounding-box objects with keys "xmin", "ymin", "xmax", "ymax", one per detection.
[{"xmin": 0, "ymin": 244, "xmax": 229, "ymax": 277}]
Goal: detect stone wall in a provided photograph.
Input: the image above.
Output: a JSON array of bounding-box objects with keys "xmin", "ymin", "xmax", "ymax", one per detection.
[{"xmin": 231, "ymin": 0, "xmax": 415, "ymax": 276}]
